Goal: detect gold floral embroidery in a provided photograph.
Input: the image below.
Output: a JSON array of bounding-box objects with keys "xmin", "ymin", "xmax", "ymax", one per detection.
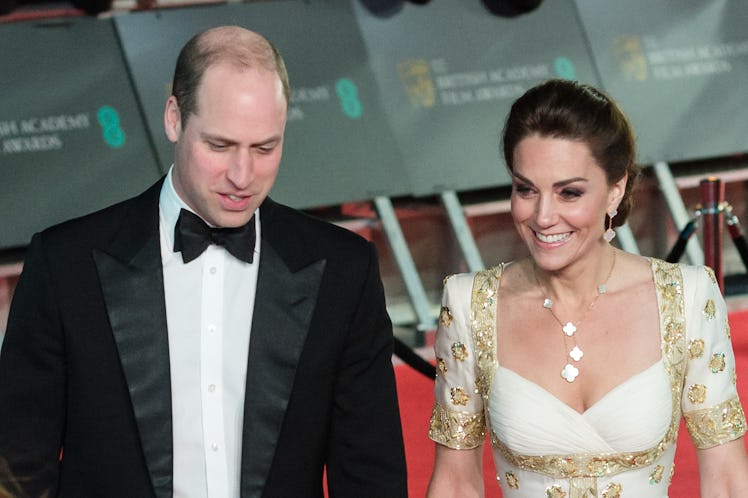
[
  {"xmin": 436, "ymin": 357, "xmax": 447, "ymax": 376},
  {"xmin": 546, "ymin": 485, "xmax": 566, "ymax": 498},
  {"xmin": 663, "ymin": 321, "xmax": 683, "ymax": 351},
  {"xmin": 602, "ymin": 482, "xmax": 622, "ymax": 498},
  {"xmin": 450, "ymin": 386, "xmax": 469, "ymax": 406},
  {"xmin": 482, "ymin": 260, "xmax": 687, "ymax": 479},
  {"xmin": 586, "ymin": 459, "xmax": 608, "ymax": 476},
  {"xmin": 492, "ymin": 430, "xmax": 670, "ymax": 478},
  {"xmin": 688, "ymin": 339, "xmax": 705, "ymax": 359},
  {"xmin": 704, "ymin": 266, "xmax": 717, "ymax": 284},
  {"xmin": 569, "ymin": 478, "xmax": 596, "ymax": 497},
  {"xmin": 470, "ymin": 265, "xmax": 502, "ymax": 401},
  {"xmin": 505, "ymin": 472, "xmax": 519, "ymax": 489},
  {"xmin": 649, "ymin": 464, "xmax": 664, "ymax": 484},
  {"xmin": 684, "ymin": 396, "xmax": 747, "ymax": 448},
  {"xmin": 725, "ymin": 320, "xmax": 732, "ymax": 340},
  {"xmin": 428, "ymin": 401, "xmax": 485, "ymax": 449},
  {"xmin": 439, "ymin": 306, "xmax": 453, "ymax": 327},
  {"xmin": 709, "ymin": 353, "xmax": 726, "ymax": 373},
  {"xmin": 451, "ymin": 342, "xmax": 468, "ymax": 361},
  {"xmin": 443, "ymin": 273, "xmax": 454, "ymax": 286},
  {"xmin": 703, "ymin": 299, "xmax": 716, "ymax": 320},
  {"xmin": 474, "ymin": 260, "xmax": 688, "ymax": 479},
  {"xmin": 688, "ymin": 384, "xmax": 707, "ymax": 404},
  {"xmin": 660, "ymin": 275, "xmax": 681, "ymax": 301}
]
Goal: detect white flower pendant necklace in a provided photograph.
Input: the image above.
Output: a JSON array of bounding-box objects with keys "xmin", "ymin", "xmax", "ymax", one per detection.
[{"xmin": 536, "ymin": 249, "xmax": 616, "ymax": 383}]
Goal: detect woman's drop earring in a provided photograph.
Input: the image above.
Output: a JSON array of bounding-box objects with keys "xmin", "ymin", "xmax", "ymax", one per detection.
[{"xmin": 604, "ymin": 209, "xmax": 617, "ymax": 242}]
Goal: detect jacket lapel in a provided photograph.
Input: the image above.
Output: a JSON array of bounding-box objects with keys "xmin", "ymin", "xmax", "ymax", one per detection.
[
  {"xmin": 240, "ymin": 201, "xmax": 326, "ymax": 497},
  {"xmin": 93, "ymin": 180, "xmax": 173, "ymax": 498}
]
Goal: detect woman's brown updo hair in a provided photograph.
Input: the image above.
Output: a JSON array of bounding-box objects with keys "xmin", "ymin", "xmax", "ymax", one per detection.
[{"xmin": 502, "ymin": 79, "xmax": 640, "ymax": 227}]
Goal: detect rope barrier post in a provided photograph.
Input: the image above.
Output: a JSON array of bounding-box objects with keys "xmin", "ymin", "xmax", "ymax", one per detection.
[{"xmin": 700, "ymin": 177, "xmax": 725, "ymax": 292}]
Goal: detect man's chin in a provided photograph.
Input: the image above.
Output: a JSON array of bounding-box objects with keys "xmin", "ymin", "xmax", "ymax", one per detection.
[{"xmin": 220, "ymin": 214, "xmax": 256, "ymax": 228}]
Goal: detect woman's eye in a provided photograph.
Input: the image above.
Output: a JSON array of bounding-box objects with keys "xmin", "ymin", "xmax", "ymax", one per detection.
[
  {"xmin": 513, "ymin": 184, "xmax": 533, "ymax": 195},
  {"xmin": 560, "ymin": 188, "xmax": 583, "ymax": 199}
]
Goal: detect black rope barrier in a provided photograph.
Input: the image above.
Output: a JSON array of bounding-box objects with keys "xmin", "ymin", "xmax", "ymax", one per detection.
[
  {"xmin": 665, "ymin": 214, "xmax": 700, "ymax": 264},
  {"xmin": 665, "ymin": 196, "xmax": 748, "ymax": 298},
  {"xmin": 394, "ymin": 336, "xmax": 436, "ymax": 380},
  {"xmin": 726, "ymin": 204, "xmax": 748, "ymax": 272}
]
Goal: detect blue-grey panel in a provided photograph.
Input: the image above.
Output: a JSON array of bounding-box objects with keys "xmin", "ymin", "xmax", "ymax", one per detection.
[
  {"xmin": 575, "ymin": 0, "xmax": 748, "ymax": 163},
  {"xmin": 114, "ymin": 0, "xmax": 410, "ymax": 209},
  {"xmin": 354, "ymin": 0, "xmax": 601, "ymax": 195},
  {"xmin": 0, "ymin": 17, "xmax": 163, "ymax": 249}
]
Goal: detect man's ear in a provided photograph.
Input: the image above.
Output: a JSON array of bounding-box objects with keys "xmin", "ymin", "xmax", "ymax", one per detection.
[{"xmin": 164, "ymin": 96, "xmax": 181, "ymax": 144}]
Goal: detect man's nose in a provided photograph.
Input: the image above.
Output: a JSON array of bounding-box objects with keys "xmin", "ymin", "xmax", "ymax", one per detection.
[{"xmin": 227, "ymin": 150, "xmax": 253, "ymax": 189}]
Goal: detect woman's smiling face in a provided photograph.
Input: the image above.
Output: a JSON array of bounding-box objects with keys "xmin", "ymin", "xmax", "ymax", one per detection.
[{"xmin": 510, "ymin": 134, "xmax": 625, "ymax": 272}]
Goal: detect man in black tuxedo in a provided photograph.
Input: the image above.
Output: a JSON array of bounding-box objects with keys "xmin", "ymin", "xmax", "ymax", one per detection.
[{"xmin": 0, "ymin": 26, "xmax": 407, "ymax": 498}]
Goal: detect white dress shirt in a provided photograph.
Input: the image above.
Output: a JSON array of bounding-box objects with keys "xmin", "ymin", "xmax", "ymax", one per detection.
[{"xmin": 159, "ymin": 168, "xmax": 260, "ymax": 498}]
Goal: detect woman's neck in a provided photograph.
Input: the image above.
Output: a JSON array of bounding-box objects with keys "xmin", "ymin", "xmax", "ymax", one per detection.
[{"xmin": 534, "ymin": 245, "xmax": 617, "ymax": 310}]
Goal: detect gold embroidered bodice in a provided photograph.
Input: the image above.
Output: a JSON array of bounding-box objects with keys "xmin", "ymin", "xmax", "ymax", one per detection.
[{"xmin": 429, "ymin": 259, "xmax": 746, "ymax": 497}]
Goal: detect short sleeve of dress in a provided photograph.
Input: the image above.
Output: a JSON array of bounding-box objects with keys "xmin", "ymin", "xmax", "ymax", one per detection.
[
  {"xmin": 681, "ymin": 265, "xmax": 747, "ymax": 449},
  {"xmin": 428, "ymin": 272, "xmax": 486, "ymax": 449}
]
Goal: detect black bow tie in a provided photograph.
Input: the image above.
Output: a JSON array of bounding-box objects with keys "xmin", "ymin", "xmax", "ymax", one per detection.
[{"xmin": 174, "ymin": 209, "xmax": 256, "ymax": 264}]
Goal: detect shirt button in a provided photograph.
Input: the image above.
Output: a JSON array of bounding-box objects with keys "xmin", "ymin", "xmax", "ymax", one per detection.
[
  {"xmin": 209, "ymin": 266, "xmax": 217, "ymax": 274},
  {"xmin": 211, "ymin": 443, "xmax": 219, "ymax": 451},
  {"xmin": 208, "ymin": 384, "xmax": 216, "ymax": 392},
  {"xmin": 208, "ymin": 325, "xmax": 216, "ymax": 333}
]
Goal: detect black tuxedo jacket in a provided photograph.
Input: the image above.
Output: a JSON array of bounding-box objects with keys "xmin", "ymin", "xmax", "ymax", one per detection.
[{"xmin": 0, "ymin": 180, "xmax": 407, "ymax": 498}]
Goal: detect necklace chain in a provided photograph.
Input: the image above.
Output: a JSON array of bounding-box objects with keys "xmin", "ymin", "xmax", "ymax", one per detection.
[{"xmin": 535, "ymin": 249, "xmax": 617, "ymax": 383}]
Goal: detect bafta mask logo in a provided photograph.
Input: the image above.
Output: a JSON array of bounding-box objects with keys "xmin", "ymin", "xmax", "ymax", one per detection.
[
  {"xmin": 614, "ymin": 35, "xmax": 648, "ymax": 81},
  {"xmin": 397, "ymin": 59, "xmax": 436, "ymax": 108}
]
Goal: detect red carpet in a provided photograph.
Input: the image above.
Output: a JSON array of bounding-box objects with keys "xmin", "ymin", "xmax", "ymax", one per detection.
[{"xmin": 395, "ymin": 309, "xmax": 748, "ymax": 497}]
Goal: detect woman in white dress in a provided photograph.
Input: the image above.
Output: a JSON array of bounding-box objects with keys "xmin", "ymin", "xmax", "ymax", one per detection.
[{"xmin": 427, "ymin": 79, "xmax": 748, "ymax": 497}]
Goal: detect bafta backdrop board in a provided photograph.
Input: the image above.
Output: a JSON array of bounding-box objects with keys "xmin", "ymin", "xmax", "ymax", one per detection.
[
  {"xmin": 575, "ymin": 0, "xmax": 748, "ymax": 164},
  {"xmin": 0, "ymin": 18, "xmax": 162, "ymax": 250},
  {"xmin": 353, "ymin": 0, "xmax": 602, "ymax": 196},
  {"xmin": 114, "ymin": 0, "xmax": 410, "ymax": 210}
]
